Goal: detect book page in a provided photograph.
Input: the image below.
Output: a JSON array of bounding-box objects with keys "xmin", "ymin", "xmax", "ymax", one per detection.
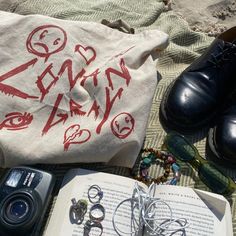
[
  {"xmin": 144, "ymin": 185, "xmax": 233, "ymax": 236},
  {"xmin": 44, "ymin": 168, "xmax": 146, "ymax": 236}
]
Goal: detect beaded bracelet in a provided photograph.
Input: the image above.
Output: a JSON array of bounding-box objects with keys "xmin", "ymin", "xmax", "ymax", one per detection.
[{"xmin": 134, "ymin": 148, "xmax": 181, "ymax": 185}]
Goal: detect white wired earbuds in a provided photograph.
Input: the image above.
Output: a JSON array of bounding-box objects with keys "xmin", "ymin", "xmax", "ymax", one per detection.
[{"xmin": 112, "ymin": 182, "xmax": 189, "ymax": 235}]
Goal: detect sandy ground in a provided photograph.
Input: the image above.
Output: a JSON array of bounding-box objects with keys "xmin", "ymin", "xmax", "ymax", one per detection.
[
  {"xmin": 171, "ymin": 0, "xmax": 236, "ymax": 36},
  {"xmin": 0, "ymin": 0, "xmax": 235, "ymax": 37}
]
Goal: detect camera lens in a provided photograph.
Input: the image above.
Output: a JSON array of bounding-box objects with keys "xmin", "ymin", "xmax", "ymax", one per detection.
[
  {"xmin": 1, "ymin": 193, "xmax": 35, "ymax": 225},
  {"xmin": 6, "ymin": 199, "xmax": 29, "ymax": 221}
]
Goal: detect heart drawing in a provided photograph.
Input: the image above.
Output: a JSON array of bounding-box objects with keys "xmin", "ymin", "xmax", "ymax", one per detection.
[
  {"xmin": 63, "ymin": 124, "xmax": 91, "ymax": 151},
  {"xmin": 75, "ymin": 44, "xmax": 96, "ymax": 65}
]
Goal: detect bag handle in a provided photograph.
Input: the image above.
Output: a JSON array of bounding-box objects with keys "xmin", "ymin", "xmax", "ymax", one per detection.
[{"xmin": 101, "ymin": 19, "xmax": 135, "ymax": 34}]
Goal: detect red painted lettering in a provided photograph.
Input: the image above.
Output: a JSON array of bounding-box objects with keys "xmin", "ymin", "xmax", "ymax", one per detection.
[
  {"xmin": 70, "ymin": 99, "xmax": 86, "ymax": 116},
  {"xmin": 58, "ymin": 59, "xmax": 85, "ymax": 91},
  {"xmin": 105, "ymin": 58, "xmax": 131, "ymax": 90},
  {"xmin": 80, "ymin": 69, "xmax": 100, "ymax": 87},
  {"xmin": 0, "ymin": 59, "xmax": 38, "ymax": 99},
  {"xmin": 42, "ymin": 94, "xmax": 68, "ymax": 135},
  {"xmin": 87, "ymin": 100, "xmax": 100, "ymax": 120},
  {"xmin": 36, "ymin": 63, "xmax": 59, "ymax": 102},
  {"xmin": 96, "ymin": 87, "xmax": 123, "ymax": 134}
]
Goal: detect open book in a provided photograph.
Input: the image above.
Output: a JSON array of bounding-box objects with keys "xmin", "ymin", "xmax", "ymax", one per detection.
[{"xmin": 44, "ymin": 168, "xmax": 233, "ymax": 236}]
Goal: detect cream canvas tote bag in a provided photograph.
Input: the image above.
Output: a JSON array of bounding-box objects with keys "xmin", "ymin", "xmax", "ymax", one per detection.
[{"xmin": 0, "ymin": 11, "xmax": 168, "ymax": 167}]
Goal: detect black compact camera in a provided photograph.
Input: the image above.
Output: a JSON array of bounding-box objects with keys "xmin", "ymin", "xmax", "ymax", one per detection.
[{"xmin": 0, "ymin": 166, "xmax": 55, "ymax": 236}]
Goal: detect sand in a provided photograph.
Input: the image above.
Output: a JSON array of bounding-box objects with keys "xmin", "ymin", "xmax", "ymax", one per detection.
[
  {"xmin": 171, "ymin": 0, "xmax": 236, "ymax": 36},
  {"xmin": 0, "ymin": 0, "xmax": 235, "ymax": 37}
]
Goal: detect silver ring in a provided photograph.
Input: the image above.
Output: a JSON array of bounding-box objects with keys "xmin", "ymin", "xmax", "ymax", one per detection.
[
  {"xmin": 89, "ymin": 204, "xmax": 105, "ymax": 222},
  {"xmin": 87, "ymin": 185, "xmax": 103, "ymax": 203},
  {"xmin": 83, "ymin": 220, "xmax": 103, "ymax": 236}
]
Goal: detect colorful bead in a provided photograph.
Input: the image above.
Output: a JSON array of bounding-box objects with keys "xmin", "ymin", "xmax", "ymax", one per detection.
[
  {"xmin": 172, "ymin": 163, "xmax": 180, "ymax": 172},
  {"xmin": 141, "ymin": 168, "xmax": 148, "ymax": 177},
  {"xmin": 135, "ymin": 148, "xmax": 181, "ymax": 186},
  {"xmin": 167, "ymin": 155, "xmax": 176, "ymax": 164},
  {"xmin": 143, "ymin": 157, "xmax": 152, "ymax": 166}
]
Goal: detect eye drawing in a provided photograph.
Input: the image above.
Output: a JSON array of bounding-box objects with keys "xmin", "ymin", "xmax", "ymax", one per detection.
[
  {"xmin": 0, "ymin": 112, "xmax": 33, "ymax": 131},
  {"xmin": 39, "ymin": 30, "xmax": 48, "ymax": 40},
  {"xmin": 53, "ymin": 38, "xmax": 61, "ymax": 45}
]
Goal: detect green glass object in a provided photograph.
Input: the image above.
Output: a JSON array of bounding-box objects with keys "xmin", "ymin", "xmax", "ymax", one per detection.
[
  {"xmin": 162, "ymin": 132, "xmax": 236, "ymax": 195},
  {"xmin": 149, "ymin": 153, "xmax": 156, "ymax": 162},
  {"xmin": 143, "ymin": 157, "xmax": 152, "ymax": 166}
]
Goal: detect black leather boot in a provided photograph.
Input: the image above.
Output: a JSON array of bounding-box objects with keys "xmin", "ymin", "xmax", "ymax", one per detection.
[
  {"xmin": 207, "ymin": 103, "xmax": 236, "ymax": 166},
  {"xmin": 160, "ymin": 27, "xmax": 236, "ymax": 133}
]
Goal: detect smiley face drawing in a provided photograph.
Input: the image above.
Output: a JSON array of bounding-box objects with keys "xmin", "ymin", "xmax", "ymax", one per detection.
[
  {"xmin": 111, "ymin": 112, "xmax": 135, "ymax": 139},
  {"xmin": 26, "ymin": 25, "xmax": 67, "ymax": 60}
]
